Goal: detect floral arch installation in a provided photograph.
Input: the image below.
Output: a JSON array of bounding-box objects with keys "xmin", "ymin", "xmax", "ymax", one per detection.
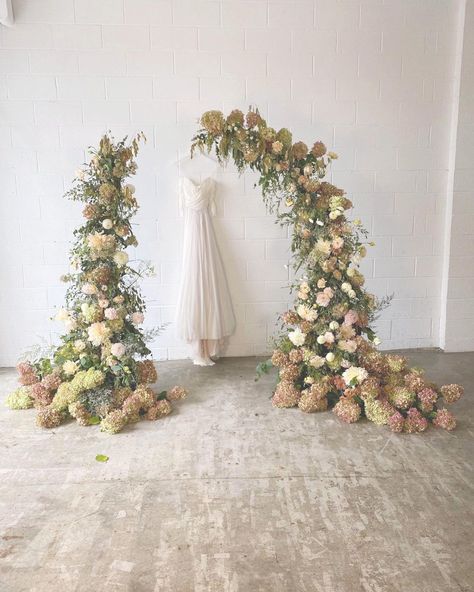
[{"xmin": 191, "ymin": 108, "xmax": 463, "ymax": 434}]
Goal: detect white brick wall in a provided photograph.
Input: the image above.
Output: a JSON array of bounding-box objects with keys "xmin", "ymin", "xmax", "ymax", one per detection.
[
  {"xmin": 443, "ymin": 0, "xmax": 474, "ymax": 351},
  {"xmin": 0, "ymin": 0, "xmax": 471, "ymax": 365}
]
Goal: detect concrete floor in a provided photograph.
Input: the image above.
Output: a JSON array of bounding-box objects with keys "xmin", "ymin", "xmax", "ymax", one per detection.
[{"xmin": 0, "ymin": 351, "xmax": 473, "ymax": 592}]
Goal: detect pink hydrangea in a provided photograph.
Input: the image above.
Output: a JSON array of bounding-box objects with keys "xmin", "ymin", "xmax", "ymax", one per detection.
[
  {"xmin": 388, "ymin": 411, "xmax": 405, "ymax": 433},
  {"xmin": 440, "ymin": 384, "xmax": 464, "ymax": 405},
  {"xmin": 404, "ymin": 408, "xmax": 428, "ymax": 433},
  {"xmin": 433, "ymin": 409, "xmax": 456, "ymax": 431},
  {"xmin": 131, "ymin": 312, "xmax": 144, "ymax": 325},
  {"xmin": 417, "ymin": 387, "xmax": 438, "ymax": 412}
]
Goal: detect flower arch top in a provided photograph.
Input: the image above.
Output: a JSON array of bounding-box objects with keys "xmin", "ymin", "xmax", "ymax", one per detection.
[{"xmin": 191, "ymin": 107, "xmax": 463, "ymax": 434}]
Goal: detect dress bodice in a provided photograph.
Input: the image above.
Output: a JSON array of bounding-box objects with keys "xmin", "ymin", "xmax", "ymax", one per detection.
[{"xmin": 179, "ymin": 177, "xmax": 216, "ymax": 215}]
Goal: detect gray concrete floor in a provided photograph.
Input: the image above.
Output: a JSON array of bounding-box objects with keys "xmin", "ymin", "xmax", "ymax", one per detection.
[{"xmin": 0, "ymin": 351, "xmax": 473, "ymax": 592}]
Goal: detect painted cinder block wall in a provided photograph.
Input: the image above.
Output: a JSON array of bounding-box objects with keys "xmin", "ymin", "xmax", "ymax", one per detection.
[{"xmin": 0, "ymin": 0, "xmax": 471, "ymax": 365}]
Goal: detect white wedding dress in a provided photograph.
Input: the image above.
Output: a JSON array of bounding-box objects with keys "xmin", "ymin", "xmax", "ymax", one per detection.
[{"xmin": 176, "ymin": 177, "xmax": 235, "ymax": 366}]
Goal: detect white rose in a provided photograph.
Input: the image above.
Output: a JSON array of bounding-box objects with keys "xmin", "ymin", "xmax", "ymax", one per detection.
[
  {"xmin": 348, "ymin": 290, "xmax": 356, "ymax": 299},
  {"xmin": 317, "ymin": 335, "xmax": 326, "ymax": 345},
  {"xmin": 329, "ymin": 321, "xmax": 339, "ymax": 330},
  {"xmin": 325, "ymin": 352, "xmax": 335, "ymax": 362},
  {"xmin": 102, "ymin": 219, "xmax": 113, "ymax": 230},
  {"xmin": 288, "ymin": 328, "xmax": 306, "ymax": 347},
  {"xmin": 110, "ymin": 342, "xmax": 126, "ymax": 358},
  {"xmin": 341, "ymin": 282, "xmax": 351, "ymax": 293},
  {"xmin": 342, "ymin": 366, "xmax": 368, "ymax": 386},
  {"xmin": 113, "ymin": 251, "xmax": 129, "ymax": 267}
]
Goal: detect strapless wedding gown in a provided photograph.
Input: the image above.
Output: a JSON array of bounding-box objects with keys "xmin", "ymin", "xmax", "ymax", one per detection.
[{"xmin": 176, "ymin": 177, "xmax": 235, "ymax": 366}]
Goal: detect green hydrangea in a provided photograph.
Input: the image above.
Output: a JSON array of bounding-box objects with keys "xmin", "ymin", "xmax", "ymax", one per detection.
[
  {"xmin": 82, "ymin": 368, "xmax": 105, "ymax": 390},
  {"xmin": 100, "ymin": 410, "xmax": 128, "ymax": 434},
  {"xmin": 6, "ymin": 387, "xmax": 34, "ymax": 410},
  {"xmin": 365, "ymin": 399, "xmax": 395, "ymax": 425}
]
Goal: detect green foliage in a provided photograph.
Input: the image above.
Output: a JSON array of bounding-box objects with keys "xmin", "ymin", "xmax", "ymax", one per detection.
[{"xmin": 95, "ymin": 454, "xmax": 109, "ymax": 462}]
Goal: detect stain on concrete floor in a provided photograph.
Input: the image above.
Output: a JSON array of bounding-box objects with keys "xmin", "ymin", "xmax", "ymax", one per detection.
[{"xmin": 0, "ymin": 352, "xmax": 473, "ymax": 591}]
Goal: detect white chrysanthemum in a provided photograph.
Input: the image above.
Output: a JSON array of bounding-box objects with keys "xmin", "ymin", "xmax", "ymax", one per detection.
[
  {"xmin": 342, "ymin": 366, "xmax": 368, "ymax": 386},
  {"xmin": 288, "ymin": 328, "xmax": 306, "ymax": 347},
  {"xmin": 315, "ymin": 239, "xmax": 331, "ymax": 256},
  {"xmin": 113, "ymin": 251, "xmax": 129, "ymax": 267},
  {"xmin": 87, "ymin": 322, "xmax": 111, "ymax": 346},
  {"xmin": 63, "ymin": 360, "xmax": 78, "ymax": 376}
]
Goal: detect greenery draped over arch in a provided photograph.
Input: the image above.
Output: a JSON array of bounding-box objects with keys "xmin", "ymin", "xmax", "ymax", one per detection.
[{"xmin": 191, "ymin": 107, "xmax": 463, "ymax": 433}]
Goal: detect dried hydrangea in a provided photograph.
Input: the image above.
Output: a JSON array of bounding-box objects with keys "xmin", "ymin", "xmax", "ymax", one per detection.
[
  {"xmin": 79, "ymin": 386, "xmax": 114, "ymax": 418},
  {"xmin": 291, "ymin": 141, "xmax": 308, "ymax": 161},
  {"xmin": 167, "ymin": 386, "xmax": 187, "ymax": 401},
  {"xmin": 36, "ymin": 407, "xmax": 65, "ymax": 429},
  {"xmin": 387, "ymin": 386, "xmax": 415, "ymax": 410},
  {"xmin": 122, "ymin": 394, "xmax": 142, "ymax": 417},
  {"xmin": 388, "ymin": 411, "xmax": 405, "ymax": 433},
  {"xmin": 417, "ymin": 387, "xmax": 438, "ymax": 412},
  {"xmin": 68, "ymin": 402, "xmax": 92, "ymax": 426},
  {"xmin": 113, "ymin": 387, "xmax": 133, "ymax": 407},
  {"xmin": 227, "ymin": 109, "xmax": 244, "ymax": 126},
  {"xmin": 359, "ymin": 377, "xmax": 380, "ymax": 401},
  {"xmin": 404, "ymin": 371, "xmax": 426, "ymax": 393},
  {"xmin": 30, "ymin": 382, "xmax": 53, "ymax": 407},
  {"xmin": 41, "ymin": 372, "xmax": 62, "ymax": 393},
  {"xmin": 364, "ymin": 399, "xmax": 396, "ymax": 426},
  {"xmin": 333, "ymin": 398, "xmax": 361, "ymax": 423},
  {"xmin": 279, "ymin": 363, "xmax": 300, "ymax": 383},
  {"xmin": 17, "ymin": 361, "xmax": 39, "ymax": 386},
  {"xmin": 6, "ymin": 387, "xmax": 34, "ymax": 410},
  {"xmin": 433, "ymin": 408, "xmax": 456, "ymax": 431},
  {"xmin": 272, "ymin": 381, "xmax": 301, "ymax": 408},
  {"xmin": 385, "ymin": 354, "xmax": 407, "ymax": 374},
  {"xmin": 298, "ymin": 392, "xmax": 328, "ymax": 413},
  {"xmin": 201, "ymin": 110, "xmax": 225, "ymax": 135},
  {"xmin": 288, "ymin": 349, "xmax": 303, "ymax": 364},
  {"xmin": 137, "ymin": 360, "xmax": 158, "ymax": 384},
  {"xmin": 404, "ymin": 408, "xmax": 428, "ymax": 434},
  {"xmin": 134, "ymin": 385, "xmax": 156, "ymax": 411},
  {"xmin": 311, "ymin": 141, "xmax": 326, "ymax": 158},
  {"xmin": 271, "ymin": 350, "xmax": 288, "ymax": 368},
  {"xmin": 100, "ymin": 410, "xmax": 128, "ymax": 434},
  {"xmin": 246, "ymin": 110, "xmax": 261, "ymax": 129},
  {"xmin": 440, "ymin": 384, "xmax": 464, "ymax": 405},
  {"xmin": 146, "ymin": 400, "xmax": 172, "ymax": 420}
]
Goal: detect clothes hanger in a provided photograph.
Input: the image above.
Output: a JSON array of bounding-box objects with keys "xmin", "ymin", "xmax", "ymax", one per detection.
[{"xmin": 173, "ymin": 151, "xmax": 218, "ymax": 166}]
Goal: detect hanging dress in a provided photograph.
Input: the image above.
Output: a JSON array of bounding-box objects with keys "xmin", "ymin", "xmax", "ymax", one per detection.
[{"xmin": 176, "ymin": 177, "xmax": 236, "ymax": 366}]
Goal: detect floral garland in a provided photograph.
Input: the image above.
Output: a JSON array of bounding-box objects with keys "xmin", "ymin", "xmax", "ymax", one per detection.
[
  {"xmin": 6, "ymin": 134, "xmax": 187, "ymax": 433},
  {"xmin": 191, "ymin": 108, "xmax": 463, "ymax": 433}
]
